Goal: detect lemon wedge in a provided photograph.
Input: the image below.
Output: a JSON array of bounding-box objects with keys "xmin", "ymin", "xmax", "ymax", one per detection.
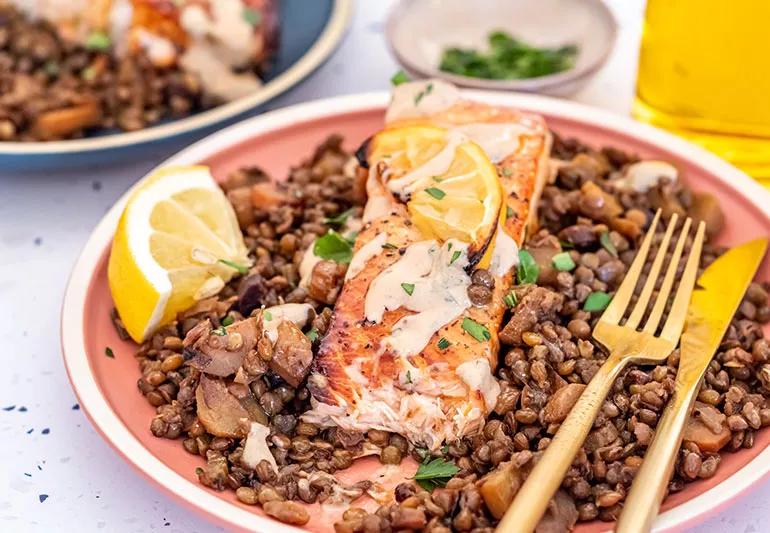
[
  {"xmin": 369, "ymin": 125, "xmax": 503, "ymax": 265},
  {"xmin": 108, "ymin": 165, "xmax": 251, "ymax": 342}
]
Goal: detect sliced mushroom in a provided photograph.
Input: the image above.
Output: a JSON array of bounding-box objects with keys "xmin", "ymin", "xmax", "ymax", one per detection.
[
  {"xmin": 184, "ymin": 317, "xmax": 260, "ymax": 377},
  {"xmin": 32, "ymin": 100, "xmax": 101, "ymax": 140},
  {"xmin": 478, "ymin": 461, "xmax": 523, "ymax": 519},
  {"xmin": 270, "ymin": 320, "xmax": 314, "ymax": 387},
  {"xmin": 241, "ymin": 421, "xmax": 277, "ymax": 472},
  {"xmin": 195, "ymin": 374, "xmax": 251, "ymax": 438}
]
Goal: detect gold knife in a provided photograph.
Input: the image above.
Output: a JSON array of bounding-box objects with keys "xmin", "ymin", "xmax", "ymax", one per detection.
[{"xmin": 615, "ymin": 237, "xmax": 768, "ymax": 533}]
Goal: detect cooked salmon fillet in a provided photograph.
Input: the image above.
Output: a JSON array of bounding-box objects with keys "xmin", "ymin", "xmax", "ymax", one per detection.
[{"xmin": 304, "ymin": 81, "xmax": 551, "ymax": 449}]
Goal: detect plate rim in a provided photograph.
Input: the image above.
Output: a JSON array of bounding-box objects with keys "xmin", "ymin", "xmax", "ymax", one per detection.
[
  {"xmin": 0, "ymin": 0, "xmax": 353, "ymax": 156},
  {"xmin": 62, "ymin": 89, "xmax": 770, "ymax": 533}
]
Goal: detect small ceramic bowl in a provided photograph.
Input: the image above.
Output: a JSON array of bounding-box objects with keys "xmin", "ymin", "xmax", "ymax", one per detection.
[{"xmin": 385, "ymin": 0, "xmax": 617, "ymax": 96}]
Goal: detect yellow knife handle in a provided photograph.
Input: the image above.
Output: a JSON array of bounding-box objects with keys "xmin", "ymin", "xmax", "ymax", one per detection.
[
  {"xmin": 498, "ymin": 352, "xmax": 627, "ymax": 533},
  {"xmin": 615, "ymin": 381, "xmax": 700, "ymax": 533}
]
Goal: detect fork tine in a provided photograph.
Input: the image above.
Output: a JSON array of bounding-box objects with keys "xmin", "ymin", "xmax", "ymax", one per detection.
[
  {"xmin": 643, "ymin": 217, "xmax": 692, "ymax": 334},
  {"xmin": 660, "ymin": 221, "xmax": 706, "ymax": 342},
  {"xmin": 599, "ymin": 209, "xmax": 662, "ymax": 325},
  {"xmin": 624, "ymin": 214, "xmax": 679, "ymax": 330}
]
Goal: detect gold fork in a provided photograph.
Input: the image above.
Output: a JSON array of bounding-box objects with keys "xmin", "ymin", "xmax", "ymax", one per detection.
[{"xmin": 497, "ymin": 210, "xmax": 706, "ymax": 532}]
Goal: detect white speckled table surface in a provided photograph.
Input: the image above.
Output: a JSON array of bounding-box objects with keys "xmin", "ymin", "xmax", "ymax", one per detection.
[{"xmin": 1, "ymin": 1, "xmax": 767, "ymax": 532}]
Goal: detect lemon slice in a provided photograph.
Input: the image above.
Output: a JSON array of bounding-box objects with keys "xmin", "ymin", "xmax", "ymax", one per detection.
[
  {"xmin": 108, "ymin": 165, "xmax": 251, "ymax": 342},
  {"xmin": 369, "ymin": 125, "xmax": 503, "ymax": 265}
]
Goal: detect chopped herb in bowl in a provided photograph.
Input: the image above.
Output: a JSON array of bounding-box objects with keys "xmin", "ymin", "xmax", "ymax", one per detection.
[{"xmin": 439, "ymin": 30, "xmax": 578, "ymax": 80}]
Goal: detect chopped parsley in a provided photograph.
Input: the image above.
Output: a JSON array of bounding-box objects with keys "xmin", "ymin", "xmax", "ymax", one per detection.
[
  {"xmin": 414, "ymin": 82, "xmax": 434, "ymax": 105},
  {"xmin": 560, "ymin": 240, "xmax": 575, "ymax": 250},
  {"xmin": 462, "ymin": 317, "xmax": 491, "ymax": 342},
  {"xmin": 600, "ymin": 231, "xmax": 618, "ymax": 257},
  {"xmin": 382, "ymin": 242, "xmax": 398, "ymax": 250},
  {"xmin": 437, "ymin": 337, "xmax": 451, "ymax": 350},
  {"xmin": 242, "ymin": 7, "xmax": 262, "ymax": 26},
  {"xmin": 314, "ymin": 230, "xmax": 353, "ymax": 263},
  {"xmin": 221, "ymin": 315, "xmax": 234, "ymax": 327},
  {"xmin": 218, "ymin": 259, "xmax": 249, "ymax": 274},
  {"xmin": 412, "ymin": 457, "xmax": 460, "ymax": 491},
  {"xmin": 502, "ymin": 167, "xmax": 513, "ymax": 177},
  {"xmin": 552, "ymin": 252, "xmax": 576, "ymax": 272},
  {"xmin": 306, "ymin": 327, "xmax": 319, "ymax": 343},
  {"xmin": 401, "ymin": 282, "xmax": 415, "ymax": 296},
  {"xmin": 503, "ymin": 291, "xmax": 518, "ymax": 307},
  {"xmin": 212, "ymin": 326, "xmax": 227, "ymax": 336},
  {"xmin": 439, "ymin": 30, "xmax": 578, "ymax": 80},
  {"xmin": 324, "ymin": 208, "xmax": 355, "ymax": 226},
  {"xmin": 583, "ymin": 291, "xmax": 612, "ymax": 312},
  {"xmin": 406, "ymin": 370, "xmax": 413, "ymax": 384},
  {"xmin": 450, "ymin": 250, "xmax": 462, "ymax": 265},
  {"xmin": 391, "ymin": 70, "xmax": 409, "ymax": 86},
  {"xmin": 506, "ymin": 205, "xmax": 514, "ymax": 219},
  {"xmin": 425, "ymin": 187, "xmax": 446, "ymax": 200},
  {"xmin": 516, "ymin": 250, "xmax": 539, "ymax": 284},
  {"xmin": 263, "ymin": 311, "xmax": 273, "ymax": 321},
  {"xmin": 85, "ymin": 31, "xmax": 111, "ymax": 51},
  {"xmin": 104, "ymin": 347, "xmax": 114, "ymax": 358}
]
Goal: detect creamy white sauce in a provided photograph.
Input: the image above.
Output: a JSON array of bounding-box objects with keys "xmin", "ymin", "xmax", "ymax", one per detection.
[
  {"xmin": 365, "ymin": 239, "xmax": 471, "ymax": 357},
  {"xmin": 262, "ymin": 303, "xmax": 314, "ymax": 343},
  {"xmin": 180, "ymin": 43, "xmax": 261, "ymax": 101},
  {"xmin": 241, "ymin": 421, "xmax": 277, "ymax": 472},
  {"xmin": 456, "ymin": 359, "xmax": 501, "ymax": 412},
  {"xmin": 387, "ymin": 131, "xmax": 466, "ymax": 197},
  {"xmin": 180, "ymin": 0, "xmax": 254, "ymax": 66},
  {"xmin": 617, "ymin": 160, "xmax": 678, "ymax": 192},
  {"xmin": 385, "ymin": 79, "xmax": 460, "ymax": 124},
  {"xmin": 454, "ymin": 122, "xmax": 532, "ymax": 163},
  {"xmin": 489, "ymin": 228, "xmax": 520, "ymax": 277},
  {"xmin": 345, "ymin": 233, "xmax": 387, "ymax": 281},
  {"xmin": 134, "ymin": 28, "xmax": 176, "ymax": 67}
]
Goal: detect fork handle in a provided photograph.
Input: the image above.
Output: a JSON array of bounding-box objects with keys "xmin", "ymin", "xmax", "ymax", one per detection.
[
  {"xmin": 497, "ymin": 352, "xmax": 628, "ymax": 533},
  {"xmin": 615, "ymin": 381, "xmax": 700, "ymax": 533}
]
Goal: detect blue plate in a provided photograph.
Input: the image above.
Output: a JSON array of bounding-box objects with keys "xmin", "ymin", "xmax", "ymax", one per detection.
[{"xmin": 1, "ymin": 0, "xmax": 352, "ymax": 170}]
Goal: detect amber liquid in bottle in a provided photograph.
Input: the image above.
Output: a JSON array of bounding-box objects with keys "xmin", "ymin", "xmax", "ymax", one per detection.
[{"xmin": 634, "ymin": 0, "xmax": 770, "ymax": 183}]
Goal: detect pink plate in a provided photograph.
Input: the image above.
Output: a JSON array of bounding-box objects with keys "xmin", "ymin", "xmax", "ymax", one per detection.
[{"xmin": 62, "ymin": 91, "xmax": 770, "ymax": 533}]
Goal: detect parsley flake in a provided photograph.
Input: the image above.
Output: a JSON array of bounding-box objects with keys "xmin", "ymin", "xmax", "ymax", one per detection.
[
  {"xmin": 218, "ymin": 259, "xmax": 249, "ymax": 274},
  {"xmin": 412, "ymin": 457, "xmax": 460, "ymax": 491},
  {"xmin": 600, "ymin": 231, "xmax": 618, "ymax": 257},
  {"xmin": 221, "ymin": 315, "xmax": 234, "ymax": 327},
  {"xmin": 104, "ymin": 347, "xmax": 114, "ymax": 358},
  {"xmin": 450, "ymin": 250, "xmax": 462, "ymax": 265},
  {"xmin": 382, "ymin": 242, "xmax": 398, "ymax": 250},
  {"xmin": 437, "ymin": 337, "xmax": 451, "ymax": 350},
  {"xmin": 425, "ymin": 187, "xmax": 446, "ymax": 200},
  {"xmin": 503, "ymin": 291, "xmax": 518, "ymax": 307},
  {"xmin": 462, "ymin": 317, "xmax": 491, "ymax": 342},
  {"xmin": 314, "ymin": 230, "xmax": 353, "ymax": 263},
  {"xmin": 85, "ymin": 31, "xmax": 111, "ymax": 51},
  {"xmin": 306, "ymin": 327, "xmax": 319, "ymax": 342},
  {"xmin": 401, "ymin": 282, "xmax": 415, "ymax": 296},
  {"xmin": 584, "ymin": 291, "xmax": 612, "ymax": 312},
  {"xmin": 414, "ymin": 82, "xmax": 434, "ymax": 105},
  {"xmin": 212, "ymin": 326, "xmax": 227, "ymax": 336},
  {"xmin": 242, "ymin": 7, "xmax": 261, "ymax": 26},
  {"xmin": 506, "ymin": 205, "xmax": 514, "ymax": 219},
  {"xmin": 391, "ymin": 70, "xmax": 409, "ymax": 85},
  {"xmin": 552, "ymin": 252, "xmax": 576, "ymax": 272},
  {"xmin": 516, "ymin": 250, "xmax": 539, "ymax": 284},
  {"xmin": 324, "ymin": 208, "xmax": 355, "ymax": 226},
  {"xmin": 263, "ymin": 311, "xmax": 273, "ymax": 321}
]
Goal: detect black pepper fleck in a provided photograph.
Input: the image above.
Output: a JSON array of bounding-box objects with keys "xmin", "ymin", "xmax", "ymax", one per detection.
[
  {"xmin": 38, "ymin": 494, "xmax": 48, "ymax": 503},
  {"xmin": 92, "ymin": 180, "xmax": 102, "ymax": 191},
  {"xmin": 41, "ymin": 428, "xmax": 50, "ymax": 435},
  {"xmin": 18, "ymin": 406, "xmax": 27, "ymax": 412},
  {"xmin": 3, "ymin": 405, "xmax": 16, "ymax": 411},
  {"xmin": 72, "ymin": 404, "xmax": 80, "ymax": 410},
  {"xmin": 33, "ymin": 237, "xmax": 42, "ymax": 246}
]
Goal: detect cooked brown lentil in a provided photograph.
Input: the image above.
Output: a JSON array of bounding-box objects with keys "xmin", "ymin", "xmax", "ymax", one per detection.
[{"xmin": 119, "ymin": 131, "xmax": 770, "ymax": 532}]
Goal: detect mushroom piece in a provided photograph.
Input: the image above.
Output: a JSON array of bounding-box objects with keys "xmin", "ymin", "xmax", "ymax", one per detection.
[
  {"xmin": 269, "ymin": 320, "xmax": 313, "ymax": 387},
  {"xmin": 184, "ymin": 317, "xmax": 260, "ymax": 377},
  {"xmin": 478, "ymin": 461, "xmax": 523, "ymax": 519},
  {"xmin": 195, "ymin": 374, "xmax": 251, "ymax": 438},
  {"xmin": 241, "ymin": 421, "xmax": 277, "ymax": 472}
]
